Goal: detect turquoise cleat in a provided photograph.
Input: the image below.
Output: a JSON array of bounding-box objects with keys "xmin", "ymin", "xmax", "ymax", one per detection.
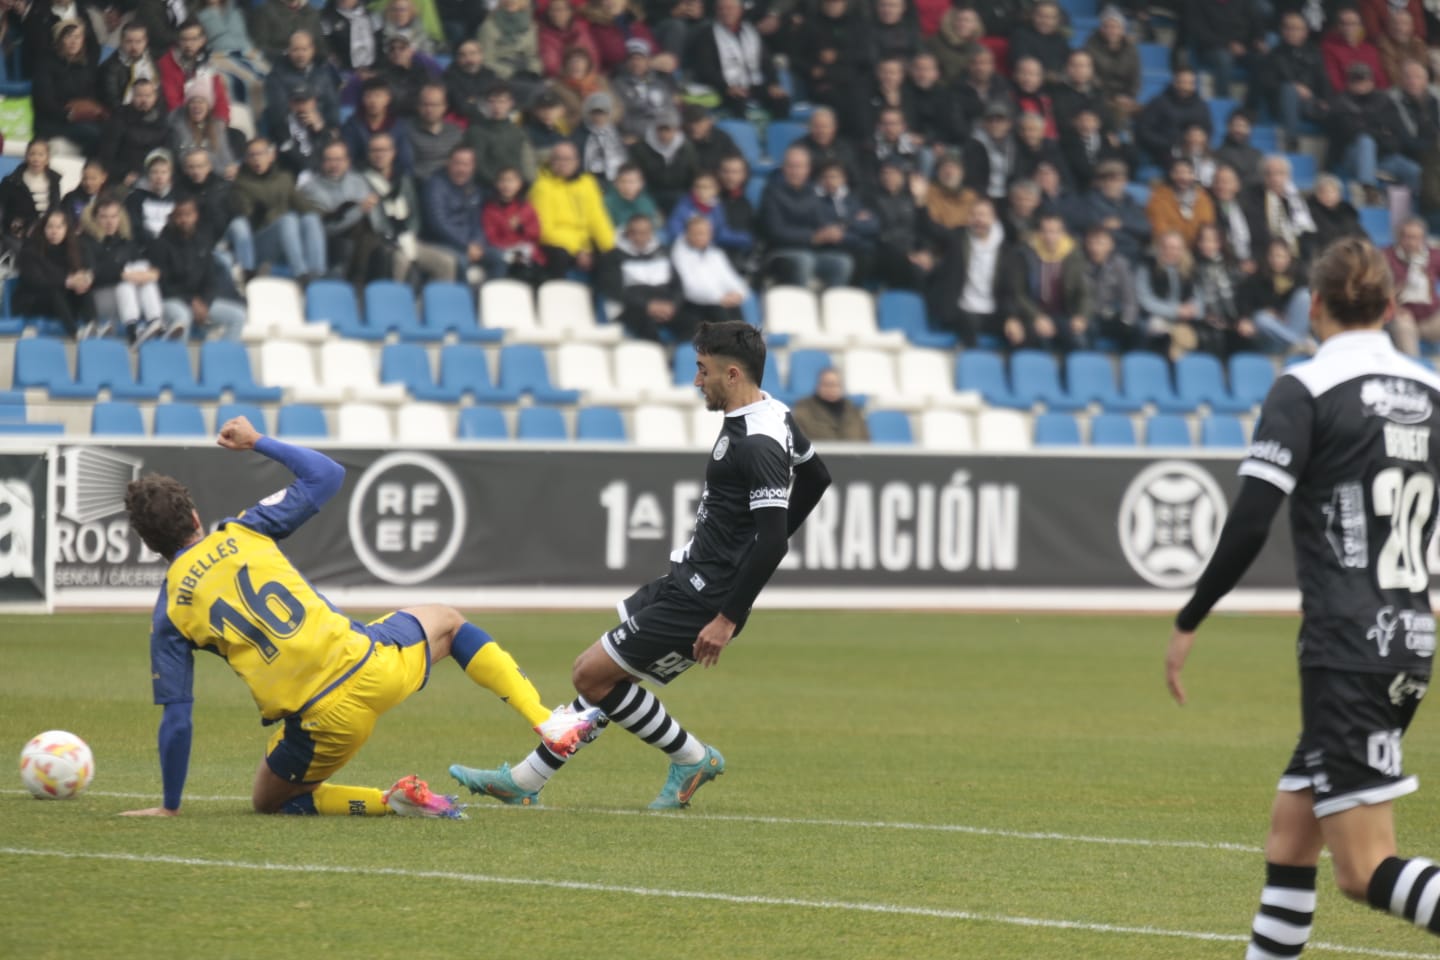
[
  {"xmin": 648, "ymin": 745, "xmax": 725, "ymax": 810},
  {"xmin": 448, "ymin": 762, "xmax": 539, "ymax": 806}
]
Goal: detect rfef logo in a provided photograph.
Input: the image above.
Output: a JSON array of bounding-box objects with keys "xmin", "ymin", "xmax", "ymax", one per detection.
[
  {"xmin": 1117, "ymin": 461, "xmax": 1227, "ymax": 589},
  {"xmin": 347, "ymin": 453, "xmax": 467, "ymax": 585}
]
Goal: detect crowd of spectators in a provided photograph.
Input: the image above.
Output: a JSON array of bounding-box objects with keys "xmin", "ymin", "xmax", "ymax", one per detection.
[{"xmin": 5, "ymin": 0, "xmax": 1440, "ymax": 357}]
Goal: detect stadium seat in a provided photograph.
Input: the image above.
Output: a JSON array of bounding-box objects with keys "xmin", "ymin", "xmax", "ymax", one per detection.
[
  {"xmin": 866, "ymin": 409, "xmax": 913, "ymax": 444},
  {"xmin": 1139, "ymin": 43, "xmax": 1169, "ymax": 74},
  {"xmin": 1120, "ymin": 352, "xmax": 1189, "ymax": 412},
  {"xmin": 1145, "ymin": 414, "xmax": 1193, "ymax": 446},
  {"xmin": 554, "ymin": 341, "xmax": 639, "ymax": 405},
  {"xmin": 423, "ymin": 281, "xmax": 500, "ymax": 342},
  {"xmin": 877, "ymin": 290, "xmax": 957, "ymax": 350},
  {"xmin": 1249, "ymin": 125, "xmax": 1279, "ymax": 154},
  {"xmin": 537, "ymin": 280, "xmax": 622, "ymax": 342},
  {"xmin": 198, "ymin": 341, "xmax": 283, "ymax": 402},
  {"xmin": 632, "ymin": 405, "xmax": 690, "ymax": 446},
  {"xmin": 457, "ymin": 405, "xmax": 509, "ymax": 440},
  {"xmin": 955, "ymin": 350, "xmax": 1023, "ymax": 408},
  {"xmin": 745, "ymin": 174, "xmax": 766, "ymax": 211},
  {"xmin": 895, "ymin": 348, "xmax": 981, "ymax": 409},
  {"xmin": 1207, "ymin": 98, "xmax": 1236, "ymax": 145},
  {"xmin": 91, "ymin": 401, "xmax": 145, "ymax": 436},
  {"xmin": 0, "ymin": 420, "xmax": 64, "ymax": 435},
  {"xmin": 787, "ymin": 349, "xmax": 835, "ymax": 397},
  {"xmin": 244, "ymin": 278, "xmax": 328, "ymax": 342},
  {"xmin": 305, "ymin": 279, "xmax": 366, "ymax": 338},
  {"xmin": 1286, "ymin": 153, "xmax": 1317, "ymax": 189},
  {"xmin": 437, "ymin": 344, "xmax": 522, "ymax": 403},
  {"xmin": 672, "ymin": 341, "xmax": 698, "ymax": 386},
  {"xmin": 1090, "ymin": 413, "xmax": 1138, "ymax": 446},
  {"xmin": 497, "ymin": 345, "xmax": 582, "ymax": 404},
  {"xmin": 1034, "ymin": 412, "xmax": 1082, "ymax": 446},
  {"xmin": 740, "ymin": 295, "xmax": 761, "ymax": 329},
  {"xmin": 337, "ymin": 402, "xmax": 394, "ymax": 442},
  {"xmin": 381, "ymin": 343, "xmax": 454, "ymax": 401},
  {"xmin": 74, "ymin": 339, "xmax": 156, "ymax": 399},
  {"xmin": 396, "ymin": 403, "xmax": 453, "ymax": 443},
  {"xmin": 276, "ymin": 403, "xmax": 329, "ymax": 437},
  {"xmin": 1228, "ymin": 352, "xmax": 1276, "ymax": 408},
  {"xmin": 517, "ymin": 405, "xmax": 568, "ymax": 441},
  {"xmin": 1124, "ymin": 183, "xmax": 1150, "ymax": 206},
  {"xmin": 12, "ymin": 338, "xmax": 91, "ymax": 397},
  {"xmin": 691, "ymin": 406, "xmax": 724, "ymax": 447},
  {"xmin": 1065, "ymin": 352, "xmax": 1141, "ymax": 412},
  {"xmin": 917, "ymin": 409, "xmax": 975, "ymax": 451},
  {"xmin": 1010, "ymin": 350, "xmax": 1085, "ymax": 411},
  {"xmin": 820, "ymin": 287, "xmax": 905, "ymax": 349},
  {"xmin": 842, "ymin": 348, "xmax": 912, "ymax": 408},
  {"xmin": 613, "ymin": 341, "xmax": 693, "ymax": 404},
  {"xmin": 1201, "ymin": 415, "xmax": 1248, "ymax": 447},
  {"xmin": 716, "ymin": 119, "xmax": 761, "ymax": 166},
  {"xmin": 576, "ymin": 405, "xmax": 627, "ymax": 441},
  {"xmin": 479, "ymin": 278, "xmax": 558, "ymax": 343},
  {"xmin": 764, "ymin": 120, "xmax": 805, "ymax": 162},
  {"xmin": 259, "ymin": 340, "xmax": 344, "ymax": 404},
  {"xmin": 976, "ymin": 409, "xmax": 1033, "ymax": 451},
  {"xmin": 366, "ymin": 281, "xmax": 437, "ymax": 342},
  {"xmin": 137, "ymin": 341, "xmax": 220, "ymax": 401},
  {"xmin": 217, "ymin": 402, "xmax": 269, "ymax": 433},
  {"xmin": 1360, "ymin": 207, "xmax": 1393, "ymax": 246},
  {"xmin": 1174, "ymin": 354, "xmax": 1252, "ymax": 414},
  {"xmin": 764, "ymin": 286, "xmax": 844, "ymax": 348},
  {"xmin": 152, "ymin": 402, "xmax": 207, "ymax": 437},
  {"xmin": 317, "ymin": 340, "xmax": 408, "ymax": 403}
]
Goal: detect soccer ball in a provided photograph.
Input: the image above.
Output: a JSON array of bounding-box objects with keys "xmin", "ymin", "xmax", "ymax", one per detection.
[{"xmin": 19, "ymin": 730, "xmax": 94, "ymax": 800}]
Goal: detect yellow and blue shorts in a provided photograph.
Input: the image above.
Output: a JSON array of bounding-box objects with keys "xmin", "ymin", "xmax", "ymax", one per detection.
[{"xmin": 265, "ymin": 612, "xmax": 431, "ymax": 784}]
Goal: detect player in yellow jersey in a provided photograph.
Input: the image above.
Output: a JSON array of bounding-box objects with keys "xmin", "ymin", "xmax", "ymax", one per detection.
[{"xmin": 118, "ymin": 416, "xmax": 600, "ymax": 819}]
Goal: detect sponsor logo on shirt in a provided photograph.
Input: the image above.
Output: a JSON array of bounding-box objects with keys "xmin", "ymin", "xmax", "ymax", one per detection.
[
  {"xmin": 1323, "ymin": 482, "xmax": 1368, "ymax": 570},
  {"xmin": 1245, "ymin": 439, "xmax": 1293, "ymax": 469},
  {"xmin": 1360, "ymin": 378, "xmax": 1434, "ymax": 425},
  {"xmin": 1367, "ymin": 605, "xmax": 1437, "ymax": 659},
  {"xmin": 690, "ymin": 572, "xmax": 706, "ymax": 591},
  {"xmin": 750, "ymin": 486, "xmax": 790, "ymax": 504}
]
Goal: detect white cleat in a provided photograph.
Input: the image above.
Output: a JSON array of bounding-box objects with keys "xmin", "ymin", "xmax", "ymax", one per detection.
[{"xmin": 534, "ymin": 704, "xmax": 605, "ymax": 758}]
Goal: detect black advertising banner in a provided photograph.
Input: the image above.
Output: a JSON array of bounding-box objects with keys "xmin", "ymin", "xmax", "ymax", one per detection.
[
  {"xmin": 0, "ymin": 451, "xmax": 50, "ymax": 606},
  {"xmin": 46, "ymin": 443, "xmax": 1300, "ymax": 593}
]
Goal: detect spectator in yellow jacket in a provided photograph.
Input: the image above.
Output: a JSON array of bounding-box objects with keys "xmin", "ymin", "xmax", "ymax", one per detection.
[{"xmin": 530, "ymin": 139, "xmax": 616, "ymax": 278}]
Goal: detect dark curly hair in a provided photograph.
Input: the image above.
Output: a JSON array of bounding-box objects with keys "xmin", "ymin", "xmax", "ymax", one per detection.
[
  {"xmin": 693, "ymin": 320, "xmax": 766, "ymax": 387},
  {"xmin": 125, "ymin": 475, "xmax": 200, "ymax": 559}
]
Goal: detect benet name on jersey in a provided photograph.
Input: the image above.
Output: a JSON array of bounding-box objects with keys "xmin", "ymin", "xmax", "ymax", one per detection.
[
  {"xmin": 1384, "ymin": 424, "xmax": 1430, "ymax": 462},
  {"xmin": 174, "ymin": 537, "xmax": 241, "ymax": 606}
]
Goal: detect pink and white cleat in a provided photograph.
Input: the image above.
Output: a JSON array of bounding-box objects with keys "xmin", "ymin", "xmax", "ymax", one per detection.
[
  {"xmin": 534, "ymin": 704, "xmax": 605, "ymax": 758},
  {"xmin": 383, "ymin": 775, "xmax": 467, "ymax": 819}
]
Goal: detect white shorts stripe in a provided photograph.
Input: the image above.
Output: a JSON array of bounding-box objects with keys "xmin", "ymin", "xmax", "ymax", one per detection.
[
  {"xmin": 1261, "ymin": 887, "xmax": 1317, "ymax": 913},
  {"xmin": 1252, "ymin": 914, "xmax": 1311, "ymax": 946},
  {"xmin": 1314, "ymin": 777, "xmax": 1420, "ymax": 820},
  {"xmin": 1277, "ymin": 776, "xmax": 1312, "ymax": 792},
  {"xmin": 1393, "ymin": 858, "xmax": 1436, "ymax": 915},
  {"xmin": 1415, "ymin": 874, "xmax": 1440, "ymax": 927}
]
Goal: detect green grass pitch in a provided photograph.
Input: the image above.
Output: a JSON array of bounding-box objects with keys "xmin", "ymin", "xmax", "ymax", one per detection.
[{"xmin": 3, "ymin": 610, "xmax": 1440, "ymax": 960}]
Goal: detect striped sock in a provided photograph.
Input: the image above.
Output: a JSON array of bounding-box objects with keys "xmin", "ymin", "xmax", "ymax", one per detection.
[
  {"xmin": 511, "ymin": 696, "xmax": 602, "ymax": 793},
  {"xmin": 1246, "ymin": 862, "xmax": 1317, "ymax": 959},
  {"xmin": 597, "ymin": 682, "xmax": 706, "ymax": 765},
  {"xmin": 1368, "ymin": 856, "xmax": 1440, "ymax": 933}
]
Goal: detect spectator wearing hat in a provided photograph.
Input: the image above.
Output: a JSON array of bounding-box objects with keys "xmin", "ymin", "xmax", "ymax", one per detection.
[
  {"xmin": 576, "ymin": 91, "xmax": 629, "ymax": 183},
  {"xmin": 538, "ymin": 0, "xmax": 598, "ymax": 77},
  {"xmin": 1146, "ymin": 156, "xmax": 1216, "ymax": 248},
  {"xmin": 614, "ymin": 37, "xmax": 679, "ymax": 141},
  {"xmin": 98, "ymin": 22, "xmax": 161, "ymax": 113},
  {"xmin": 529, "ymin": 140, "xmax": 616, "ymax": 277},
  {"xmin": 1064, "ymin": 158, "xmax": 1150, "ymax": 262},
  {"xmin": 480, "ymin": 166, "xmax": 543, "ymax": 280},
  {"xmin": 1061, "ymin": 106, "xmax": 1127, "ymax": 193},
  {"xmin": 422, "ymin": 144, "xmax": 487, "ymax": 281},
  {"xmin": 760, "ymin": 145, "xmax": 853, "ymax": 289},
  {"xmin": 444, "ymin": 40, "xmax": 501, "ymax": 122},
  {"xmin": 81, "ymin": 196, "xmax": 167, "ymax": 342},
  {"xmin": 479, "ymin": 0, "xmax": 542, "ymax": 94},
  {"xmin": 264, "ymin": 30, "xmax": 341, "ymax": 135},
  {"xmin": 902, "ymin": 52, "xmax": 966, "ymax": 151},
  {"xmin": 671, "ymin": 215, "xmax": 750, "ymax": 336},
  {"xmin": 125, "ymin": 149, "xmax": 179, "ymax": 241},
  {"xmin": 1083, "ymin": 6, "xmax": 1140, "ymax": 127},
  {"xmin": 160, "ymin": 19, "xmax": 231, "ymax": 124},
  {"xmin": 302, "ymin": 139, "xmax": 390, "ymax": 285},
  {"xmin": 33, "ymin": 21, "xmax": 106, "ymax": 153},
  {"xmin": 692, "ymin": 0, "xmax": 790, "ymax": 118},
  {"xmin": 342, "ymin": 76, "xmax": 415, "ymax": 174},
  {"xmin": 963, "ymin": 102, "xmax": 1018, "ymax": 201},
  {"xmin": 466, "ymin": 82, "xmax": 538, "ymax": 187},
  {"xmin": 796, "ymin": 107, "xmax": 862, "ymax": 188},
  {"xmin": 320, "ymin": 0, "xmax": 382, "ymax": 72},
  {"xmin": 405, "ymin": 82, "xmax": 461, "ymax": 180},
  {"xmin": 230, "ymin": 137, "xmax": 328, "ymax": 282},
  {"xmin": 249, "ymin": 0, "xmax": 324, "ymax": 60},
  {"xmin": 602, "ymin": 213, "xmax": 679, "ymax": 341},
  {"xmin": 1135, "ymin": 66, "xmax": 1211, "ymax": 167},
  {"xmin": 154, "ymin": 197, "xmax": 247, "ymax": 340},
  {"xmin": 168, "ymin": 79, "xmax": 238, "ymax": 180},
  {"xmin": 683, "ymin": 104, "xmax": 737, "ymax": 171},
  {"xmin": 1322, "ymin": 6, "xmax": 1389, "ymax": 92},
  {"xmin": 793, "ymin": 368, "xmax": 869, "ymax": 442},
  {"xmin": 1330, "ymin": 60, "xmax": 1418, "ymax": 199},
  {"xmin": 631, "ymin": 108, "xmax": 698, "ymax": 214},
  {"xmin": 274, "ymin": 84, "xmax": 340, "ymax": 176},
  {"xmin": 603, "ymin": 162, "xmax": 659, "ymax": 230},
  {"xmin": 377, "ymin": 32, "xmax": 437, "ymax": 117},
  {"xmin": 98, "ymin": 78, "xmax": 169, "ymax": 185}
]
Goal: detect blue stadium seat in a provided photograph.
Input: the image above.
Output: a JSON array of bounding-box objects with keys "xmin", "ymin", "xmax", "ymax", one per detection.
[
  {"xmin": 91, "ymin": 401, "xmax": 145, "ymax": 436},
  {"xmin": 1010, "ymin": 350, "xmax": 1085, "ymax": 411},
  {"xmin": 1065, "ymin": 351, "xmax": 1141, "ymax": 412},
  {"xmin": 672, "ymin": 342, "xmax": 697, "ymax": 386},
  {"xmin": 517, "ymin": 406, "xmax": 568, "ymax": 440},
  {"xmin": 75, "ymin": 340, "xmax": 156, "ymax": 399},
  {"xmin": 306, "ymin": 279, "xmax": 366, "ymax": 338},
  {"xmin": 1139, "ymin": 43, "xmax": 1170, "ymax": 74},
  {"xmin": 1287, "ymin": 153, "xmax": 1317, "ymax": 189},
  {"xmin": 497, "ymin": 345, "xmax": 580, "ymax": 404},
  {"xmin": 198, "ymin": 341, "xmax": 283, "ymax": 402},
  {"xmin": 576, "ymin": 406, "xmax": 626, "ymax": 441},
  {"xmin": 1034, "ymin": 412, "xmax": 1081, "ymax": 445},
  {"xmin": 1146, "ymin": 414, "xmax": 1193, "ymax": 446},
  {"xmin": 365, "ymin": 281, "xmax": 435, "ymax": 342},
  {"xmin": 457, "ymin": 405, "xmax": 509, "ymax": 440},
  {"xmin": 1228, "ymin": 352, "xmax": 1276, "ymax": 408},
  {"xmin": 1249, "ymin": 125, "xmax": 1280, "ymax": 154},
  {"xmin": 1360, "ymin": 207, "xmax": 1393, "ymax": 246},
  {"xmin": 877, "ymin": 290, "xmax": 957, "ymax": 349},
  {"xmin": 1174, "ymin": 353, "xmax": 1252, "ymax": 414},
  {"xmin": 1139, "ymin": 74, "xmax": 1170, "ymax": 102},
  {"xmin": 740, "ymin": 295, "xmax": 760, "ymax": 329},
  {"xmin": 440, "ymin": 344, "xmax": 523, "ymax": 403},
  {"xmin": 1120, "ymin": 352, "xmax": 1189, "ymax": 412},
  {"xmin": 137, "ymin": 341, "xmax": 220, "ymax": 401},
  {"xmin": 746, "ymin": 174, "xmax": 767, "ymax": 210},
  {"xmin": 1124, "ymin": 183, "xmax": 1150, "ymax": 206},
  {"xmin": 1207, "ymin": 98, "xmax": 1236, "ymax": 145},
  {"xmin": 13, "ymin": 338, "xmax": 91, "ymax": 397},
  {"xmin": 0, "ymin": 156, "xmax": 20, "ymax": 179},
  {"xmin": 956, "ymin": 350, "xmax": 1022, "ymax": 408},
  {"xmin": 0, "ymin": 420, "xmax": 63, "ymax": 434},
  {"xmin": 765, "ymin": 120, "xmax": 806, "ymax": 161},
  {"xmin": 277, "ymin": 403, "xmax": 329, "ymax": 437},
  {"xmin": 867, "ymin": 410, "xmax": 913, "ymax": 444},
  {"xmin": 381, "ymin": 343, "xmax": 457, "ymax": 402},
  {"xmin": 1090, "ymin": 413, "xmax": 1137, "ymax": 446},
  {"xmin": 716, "ymin": 119, "xmax": 761, "ymax": 166},
  {"xmin": 216, "ymin": 402, "xmax": 269, "ymax": 434},
  {"xmin": 423, "ymin": 282, "xmax": 500, "ymax": 342},
  {"xmin": 1201, "ymin": 415, "xmax": 1248, "ymax": 447},
  {"xmin": 1059, "ymin": 0, "xmax": 1098, "ymax": 19},
  {"xmin": 153, "ymin": 403, "xmax": 208, "ymax": 436},
  {"xmin": 787, "ymin": 349, "xmax": 834, "ymax": 397}
]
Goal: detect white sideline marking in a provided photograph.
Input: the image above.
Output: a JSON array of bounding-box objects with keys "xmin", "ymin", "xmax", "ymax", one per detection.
[
  {"xmin": 0, "ymin": 846, "xmax": 1430, "ymax": 959},
  {"xmin": 4, "ymin": 789, "xmax": 1264, "ymax": 853}
]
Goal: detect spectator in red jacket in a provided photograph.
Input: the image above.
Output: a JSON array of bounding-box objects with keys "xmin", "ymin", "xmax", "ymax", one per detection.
[
  {"xmin": 538, "ymin": 0, "xmax": 598, "ymax": 77},
  {"xmin": 1322, "ymin": 7, "xmax": 1390, "ymax": 91},
  {"xmin": 480, "ymin": 166, "xmax": 543, "ymax": 280},
  {"xmin": 1386, "ymin": 216, "xmax": 1440, "ymax": 354},
  {"xmin": 1359, "ymin": 0, "xmax": 1426, "ymax": 44},
  {"xmin": 159, "ymin": 19, "xmax": 231, "ymax": 121}
]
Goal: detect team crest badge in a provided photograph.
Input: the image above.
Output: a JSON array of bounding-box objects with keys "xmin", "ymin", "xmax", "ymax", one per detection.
[{"xmin": 712, "ymin": 436, "xmax": 730, "ymax": 460}]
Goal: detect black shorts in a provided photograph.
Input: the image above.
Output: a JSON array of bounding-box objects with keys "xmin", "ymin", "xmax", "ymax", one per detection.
[
  {"xmin": 599, "ymin": 575, "xmax": 743, "ymax": 686},
  {"xmin": 1279, "ymin": 667, "xmax": 1430, "ymax": 818}
]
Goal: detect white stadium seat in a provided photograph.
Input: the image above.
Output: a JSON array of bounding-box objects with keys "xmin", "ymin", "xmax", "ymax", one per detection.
[
  {"xmin": 691, "ymin": 406, "xmax": 725, "ymax": 449},
  {"xmin": 821, "ymin": 287, "xmax": 906, "ymax": 349},
  {"xmin": 614, "ymin": 341, "xmax": 695, "ymax": 404},
  {"xmin": 841, "ymin": 348, "xmax": 924, "ymax": 411},
  {"xmin": 918, "ymin": 410, "xmax": 976, "ymax": 451},
  {"xmin": 318, "ymin": 340, "xmax": 407, "ymax": 403},
  {"xmin": 244, "ymin": 278, "xmax": 329, "ymax": 342},
  {"xmin": 976, "ymin": 409, "xmax": 1033, "ymax": 452},
  {"xmin": 337, "ymin": 402, "xmax": 394, "ymax": 442},
  {"xmin": 632, "ymin": 405, "xmax": 690, "ymax": 446},
  {"xmin": 258, "ymin": 340, "xmax": 344, "ymax": 403},
  {"xmin": 897, "ymin": 349, "xmax": 983, "ymax": 410},
  {"xmin": 479, "ymin": 278, "xmax": 559, "ymax": 343},
  {"xmin": 554, "ymin": 342, "xmax": 640, "ymax": 405},
  {"xmin": 52, "ymin": 155, "xmax": 84, "ymax": 196},
  {"xmin": 396, "ymin": 403, "xmax": 454, "ymax": 443},
  {"xmin": 763, "ymin": 286, "xmax": 845, "ymax": 349},
  {"xmin": 537, "ymin": 280, "xmax": 623, "ymax": 343}
]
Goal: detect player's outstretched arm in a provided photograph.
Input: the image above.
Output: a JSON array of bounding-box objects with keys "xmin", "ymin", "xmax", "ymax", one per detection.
[
  {"xmin": 120, "ymin": 701, "xmax": 192, "ymax": 816},
  {"xmin": 786, "ymin": 452, "xmax": 831, "ymax": 537},
  {"xmin": 220, "ymin": 416, "xmax": 346, "ymax": 537}
]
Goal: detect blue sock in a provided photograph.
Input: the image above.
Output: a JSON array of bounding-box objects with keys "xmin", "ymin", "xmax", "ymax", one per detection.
[
  {"xmin": 451, "ymin": 623, "xmax": 493, "ymax": 669},
  {"xmin": 279, "ymin": 793, "xmax": 318, "ymax": 815}
]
